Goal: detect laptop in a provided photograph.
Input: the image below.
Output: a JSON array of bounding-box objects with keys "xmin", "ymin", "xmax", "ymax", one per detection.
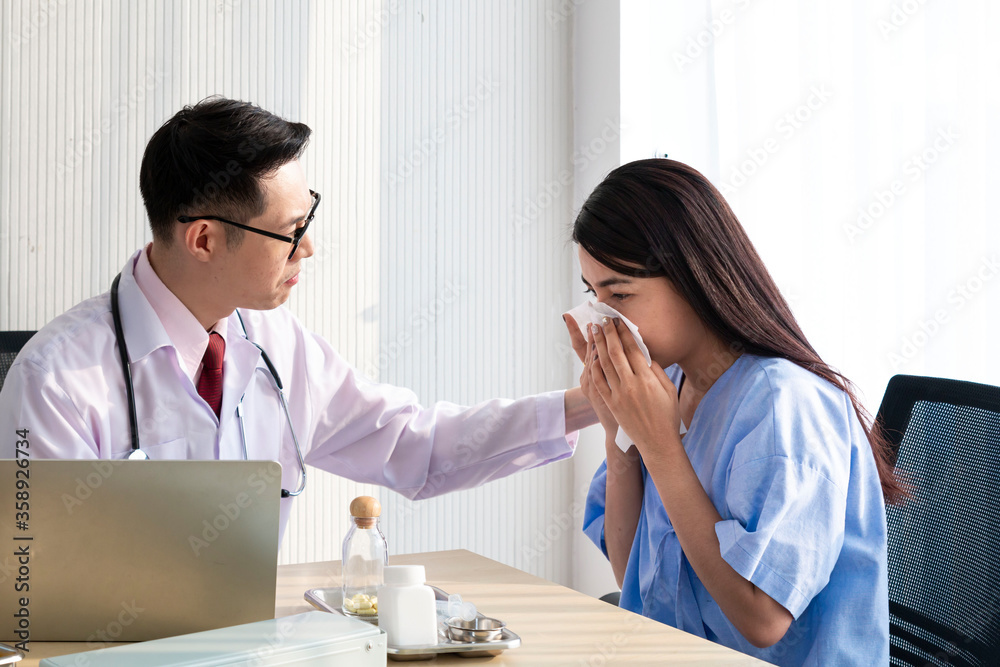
[{"xmin": 0, "ymin": 459, "xmax": 282, "ymax": 642}]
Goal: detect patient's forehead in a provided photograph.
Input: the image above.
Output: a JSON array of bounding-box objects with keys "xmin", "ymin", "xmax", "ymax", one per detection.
[{"xmin": 578, "ymin": 248, "xmax": 654, "ymax": 285}]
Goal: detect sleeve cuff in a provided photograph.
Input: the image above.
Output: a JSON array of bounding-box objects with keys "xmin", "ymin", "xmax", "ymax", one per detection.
[
  {"xmin": 715, "ymin": 519, "xmax": 810, "ymax": 618},
  {"xmin": 532, "ymin": 389, "xmax": 578, "ymax": 460},
  {"xmin": 536, "ymin": 389, "xmax": 569, "ymax": 440},
  {"xmin": 583, "ymin": 516, "xmax": 609, "ymax": 557}
]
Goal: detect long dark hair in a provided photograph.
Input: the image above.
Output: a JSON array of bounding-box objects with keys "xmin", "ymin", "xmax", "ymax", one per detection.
[{"xmin": 574, "ymin": 158, "xmax": 904, "ymax": 504}]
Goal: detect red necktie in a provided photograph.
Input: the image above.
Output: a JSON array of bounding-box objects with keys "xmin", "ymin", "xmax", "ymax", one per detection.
[{"xmin": 197, "ymin": 332, "xmax": 225, "ymax": 418}]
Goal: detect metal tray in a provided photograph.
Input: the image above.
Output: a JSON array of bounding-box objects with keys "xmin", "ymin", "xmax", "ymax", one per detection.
[{"xmin": 304, "ymin": 585, "xmax": 520, "ymax": 660}]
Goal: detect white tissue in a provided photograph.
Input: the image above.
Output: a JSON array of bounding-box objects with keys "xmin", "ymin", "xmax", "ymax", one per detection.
[{"xmin": 565, "ymin": 301, "xmax": 652, "ymax": 452}]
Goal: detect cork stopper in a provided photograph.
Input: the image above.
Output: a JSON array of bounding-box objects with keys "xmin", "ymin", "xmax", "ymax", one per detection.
[{"xmin": 350, "ymin": 496, "xmax": 381, "ymax": 528}]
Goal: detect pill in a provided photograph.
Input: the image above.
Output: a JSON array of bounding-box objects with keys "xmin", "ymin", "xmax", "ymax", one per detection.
[{"xmin": 345, "ymin": 592, "xmax": 379, "ymax": 616}]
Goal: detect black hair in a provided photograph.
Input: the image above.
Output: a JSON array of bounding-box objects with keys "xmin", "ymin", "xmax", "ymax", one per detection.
[{"xmin": 139, "ymin": 96, "xmax": 312, "ymax": 247}]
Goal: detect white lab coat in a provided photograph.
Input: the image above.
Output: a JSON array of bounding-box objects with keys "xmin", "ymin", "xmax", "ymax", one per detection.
[{"xmin": 0, "ymin": 250, "xmax": 575, "ymax": 537}]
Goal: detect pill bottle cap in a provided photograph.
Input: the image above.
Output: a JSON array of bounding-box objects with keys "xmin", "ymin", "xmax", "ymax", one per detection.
[{"xmin": 383, "ymin": 564, "xmax": 426, "ymax": 586}]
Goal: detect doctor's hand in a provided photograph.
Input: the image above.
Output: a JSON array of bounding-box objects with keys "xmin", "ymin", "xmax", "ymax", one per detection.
[{"xmin": 590, "ymin": 317, "xmax": 681, "ymax": 457}]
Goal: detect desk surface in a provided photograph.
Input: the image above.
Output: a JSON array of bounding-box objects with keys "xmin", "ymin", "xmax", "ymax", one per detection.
[{"xmin": 22, "ymin": 549, "xmax": 766, "ymax": 665}]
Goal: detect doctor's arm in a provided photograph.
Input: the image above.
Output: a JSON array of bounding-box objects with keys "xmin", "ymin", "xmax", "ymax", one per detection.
[
  {"xmin": 304, "ymin": 375, "xmax": 583, "ymax": 499},
  {"xmin": 0, "ymin": 360, "xmax": 100, "ymax": 459},
  {"xmin": 295, "ymin": 323, "xmax": 592, "ymax": 500}
]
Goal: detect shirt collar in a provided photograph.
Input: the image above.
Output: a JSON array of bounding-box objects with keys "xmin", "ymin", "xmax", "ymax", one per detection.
[
  {"xmin": 130, "ymin": 244, "xmax": 229, "ymax": 384},
  {"xmin": 116, "ymin": 249, "xmax": 172, "ymax": 364}
]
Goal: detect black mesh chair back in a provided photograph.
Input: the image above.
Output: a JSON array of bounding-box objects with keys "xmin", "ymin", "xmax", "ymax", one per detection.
[
  {"xmin": 0, "ymin": 331, "xmax": 36, "ymax": 391},
  {"xmin": 876, "ymin": 374, "xmax": 1000, "ymax": 667}
]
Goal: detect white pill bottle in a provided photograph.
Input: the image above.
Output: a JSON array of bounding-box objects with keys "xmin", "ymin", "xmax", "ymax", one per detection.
[{"xmin": 378, "ymin": 565, "xmax": 439, "ymax": 647}]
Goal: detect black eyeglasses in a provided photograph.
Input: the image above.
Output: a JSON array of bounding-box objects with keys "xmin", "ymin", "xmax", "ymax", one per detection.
[{"xmin": 178, "ymin": 190, "xmax": 321, "ymax": 260}]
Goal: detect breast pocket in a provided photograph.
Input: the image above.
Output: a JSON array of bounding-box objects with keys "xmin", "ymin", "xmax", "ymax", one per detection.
[
  {"xmin": 140, "ymin": 437, "xmax": 190, "ymax": 460},
  {"xmin": 108, "ymin": 437, "xmax": 189, "ymax": 460}
]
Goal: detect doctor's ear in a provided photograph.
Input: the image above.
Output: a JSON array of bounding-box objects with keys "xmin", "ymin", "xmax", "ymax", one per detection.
[{"xmin": 179, "ymin": 220, "xmax": 225, "ymax": 262}]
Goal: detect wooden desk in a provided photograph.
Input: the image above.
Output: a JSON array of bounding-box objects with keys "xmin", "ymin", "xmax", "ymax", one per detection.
[{"xmin": 21, "ymin": 549, "xmax": 766, "ymax": 665}]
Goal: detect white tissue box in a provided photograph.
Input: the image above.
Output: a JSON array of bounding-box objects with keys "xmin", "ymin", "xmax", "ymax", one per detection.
[{"xmin": 40, "ymin": 611, "xmax": 386, "ymax": 666}]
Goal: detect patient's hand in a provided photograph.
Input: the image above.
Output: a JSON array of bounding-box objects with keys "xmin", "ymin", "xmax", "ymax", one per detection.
[
  {"xmin": 563, "ymin": 313, "xmax": 588, "ymax": 363},
  {"xmin": 563, "ymin": 315, "xmax": 618, "ymax": 435}
]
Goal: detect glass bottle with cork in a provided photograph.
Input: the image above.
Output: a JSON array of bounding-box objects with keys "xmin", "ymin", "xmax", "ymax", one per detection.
[{"xmin": 341, "ymin": 495, "xmax": 388, "ymax": 620}]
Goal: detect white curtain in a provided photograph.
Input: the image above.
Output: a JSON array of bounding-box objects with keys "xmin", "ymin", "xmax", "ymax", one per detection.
[{"xmin": 620, "ymin": 0, "xmax": 1000, "ymax": 409}]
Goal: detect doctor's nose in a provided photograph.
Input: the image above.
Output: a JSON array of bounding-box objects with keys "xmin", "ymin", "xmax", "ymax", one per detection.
[{"xmin": 293, "ymin": 231, "xmax": 315, "ymax": 260}]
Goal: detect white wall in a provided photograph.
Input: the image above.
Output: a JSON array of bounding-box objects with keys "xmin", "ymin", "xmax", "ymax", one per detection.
[
  {"xmin": 0, "ymin": 0, "xmax": 579, "ymax": 585},
  {"xmin": 570, "ymin": 0, "xmax": 623, "ymax": 599}
]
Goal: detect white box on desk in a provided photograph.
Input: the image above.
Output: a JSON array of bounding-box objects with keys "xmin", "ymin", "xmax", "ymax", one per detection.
[{"xmin": 39, "ymin": 611, "xmax": 386, "ymax": 666}]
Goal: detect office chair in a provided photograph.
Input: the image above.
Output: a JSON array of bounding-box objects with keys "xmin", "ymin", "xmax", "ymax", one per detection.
[
  {"xmin": 0, "ymin": 331, "xmax": 36, "ymax": 390},
  {"xmin": 876, "ymin": 374, "xmax": 1000, "ymax": 667},
  {"xmin": 598, "ymin": 591, "xmax": 621, "ymax": 606}
]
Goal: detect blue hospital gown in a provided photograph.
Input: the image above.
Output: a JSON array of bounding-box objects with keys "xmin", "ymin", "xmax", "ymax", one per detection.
[{"xmin": 583, "ymin": 354, "xmax": 889, "ymax": 665}]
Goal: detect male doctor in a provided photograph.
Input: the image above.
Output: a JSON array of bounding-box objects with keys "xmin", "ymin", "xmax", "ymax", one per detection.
[{"xmin": 0, "ymin": 97, "xmax": 595, "ymax": 536}]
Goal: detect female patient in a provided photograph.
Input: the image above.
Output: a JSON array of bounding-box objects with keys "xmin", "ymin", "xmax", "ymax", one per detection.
[{"xmin": 564, "ymin": 159, "xmax": 899, "ymax": 665}]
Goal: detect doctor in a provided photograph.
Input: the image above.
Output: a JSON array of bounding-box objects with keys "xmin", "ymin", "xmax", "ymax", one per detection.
[{"xmin": 0, "ymin": 97, "xmax": 595, "ymax": 537}]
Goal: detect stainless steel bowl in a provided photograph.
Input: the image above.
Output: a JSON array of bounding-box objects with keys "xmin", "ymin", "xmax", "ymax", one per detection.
[{"xmin": 445, "ymin": 616, "xmax": 506, "ymax": 643}]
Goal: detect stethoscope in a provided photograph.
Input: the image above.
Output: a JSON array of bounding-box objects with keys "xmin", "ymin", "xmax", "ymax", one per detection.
[{"xmin": 110, "ymin": 273, "xmax": 307, "ymax": 497}]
